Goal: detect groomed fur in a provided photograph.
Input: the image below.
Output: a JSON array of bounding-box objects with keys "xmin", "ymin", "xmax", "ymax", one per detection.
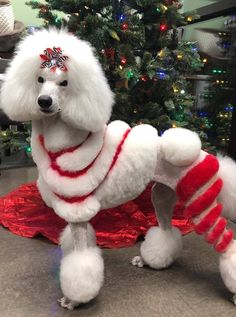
[
  {"xmin": 218, "ymin": 155, "xmax": 236, "ymax": 220},
  {"xmin": 60, "ymin": 223, "xmax": 97, "ymax": 256},
  {"xmin": 161, "ymin": 128, "xmax": 201, "ymax": 167},
  {"xmin": 60, "ymin": 247, "xmax": 104, "ymax": 304},
  {"xmin": 1, "ymin": 29, "xmax": 114, "ymax": 132},
  {"xmin": 140, "ymin": 226, "xmax": 183, "ymax": 269},
  {"xmin": 220, "ymin": 240, "xmax": 236, "ymax": 294}
]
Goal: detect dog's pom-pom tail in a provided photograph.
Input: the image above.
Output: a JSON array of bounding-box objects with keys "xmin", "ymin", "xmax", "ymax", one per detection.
[
  {"xmin": 218, "ymin": 155, "xmax": 236, "ymax": 220},
  {"xmin": 219, "ymin": 240, "xmax": 236, "ymax": 301},
  {"xmin": 60, "ymin": 247, "xmax": 104, "ymax": 304},
  {"xmin": 140, "ymin": 226, "xmax": 183, "ymax": 269},
  {"xmin": 161, "ymin": 128, "xmax": 201, "ymax": 167}
]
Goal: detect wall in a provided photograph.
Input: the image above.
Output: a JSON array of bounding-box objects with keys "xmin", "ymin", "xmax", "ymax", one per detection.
[
  {"xmin": 11, "ymin": 0, "xmax": 43, "ymax": 26},
  {"xmin": 183, "ymin": 0, "xmax": 217, "ymax": 12}
]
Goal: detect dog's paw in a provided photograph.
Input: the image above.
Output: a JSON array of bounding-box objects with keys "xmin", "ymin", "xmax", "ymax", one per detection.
[
  {"xmin": 231, "ymin": 294, "xmax": 236, "ymax": 306},
  {"xmin": 131, "ymin": 255, "xmax": 144, "ymax": 268},
  {"xmin": 58, "ymin": 297, "xmax": 79, "ymax": 310}
]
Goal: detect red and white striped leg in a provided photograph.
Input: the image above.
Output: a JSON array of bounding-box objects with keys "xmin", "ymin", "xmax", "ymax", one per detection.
[{"xmin": 176, "ymin": 154, "xmax": 236, "ymax": 303}]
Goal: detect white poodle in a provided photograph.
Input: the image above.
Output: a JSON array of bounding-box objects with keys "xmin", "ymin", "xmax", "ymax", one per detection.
[{"xmin": 1, "ymin": 29, "xmax": 236, "ymax": 310}]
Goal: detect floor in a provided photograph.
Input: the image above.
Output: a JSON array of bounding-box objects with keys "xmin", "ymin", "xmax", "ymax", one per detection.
[{"xmin": 1, "ymin": 168, "xmax": 236, "ymax": 317}]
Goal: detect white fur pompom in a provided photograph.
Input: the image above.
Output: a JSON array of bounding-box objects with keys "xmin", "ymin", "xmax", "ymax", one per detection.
[
  {"xmin": 161, "ymin": 128, "xmax": 201, "ymax": 167},
  {"xmin": 218, "ymin": 155, "xmax": 236, "ymax": 220},
  {"xmin": 59, "ymin": 224, "xmax": 97, "ymax": 256},
  {"xmin": 219, "ymin": 240, "xmax": 236, "ymax": 294},
  {"xmin": 140, "ymin": 226, "xmax": 182, "ymax": 269},
  {"xmin": 60, "ymin": 247, "xmax": 104, "ymax": 303}
]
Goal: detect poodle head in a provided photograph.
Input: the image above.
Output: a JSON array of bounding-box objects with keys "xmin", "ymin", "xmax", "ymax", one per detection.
[{"xmin": 0, "ymin": 29, "xmax": 114, "ymax": 132}]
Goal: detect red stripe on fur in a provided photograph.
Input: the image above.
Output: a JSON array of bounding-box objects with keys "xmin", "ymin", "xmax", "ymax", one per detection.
[
  {"xmin": 194, "ymin": 204, "xmax": 222, "ymax": 235},
  {"xmin": 55, "ymin": 191, "xmax": 93, "ymax": 203},
  {"xmin": 50, "ymin": 148, "xmax": 102, "ymax": 178},
  {"xmin": 215, "ymin": 229, "xmax": 234, "ymax": 253},
  {"xmin": 39, "ymin": 133, "xmax": 91, "ymax": 160},
  {"xmin": 184, "ymin": 178, "xmax": 223, "ymax": 219},
  {"xmin": 39, "ymin": 129, "xmax": 131, "ymax": 179},
  {"xmin": 176, "ymin": 155, "xmax": 219, "ymax": 203},
  {"xmin": 205, "ymin": 217, "xmax": 227, "ymax": 244},
  {"xmin": 53, "ymin": 129, "xmax": 131, "ymax": 203},
  {"xmin": 109, "ymin": 129, "xmax": 131, "ymax": 171}
]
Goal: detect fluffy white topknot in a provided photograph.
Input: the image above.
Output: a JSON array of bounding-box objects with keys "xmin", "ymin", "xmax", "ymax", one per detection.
[{"xmin": 161, "ymin": 127, "xmax": 202, "ymax": 167}]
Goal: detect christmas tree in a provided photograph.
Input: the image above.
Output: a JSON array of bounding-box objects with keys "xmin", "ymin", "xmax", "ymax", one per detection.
[{"xmin": 25, "ymin": 1, "xmax": 211, "ymax": 148}]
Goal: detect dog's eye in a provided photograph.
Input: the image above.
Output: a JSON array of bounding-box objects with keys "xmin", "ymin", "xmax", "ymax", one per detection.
[
  {"xmin": 38, "ymin": 76, "xmax": 44, "ymax": 83},
  {"xmin": 59, "ymin": 80, "xmax": 68, "ymax": 87}
]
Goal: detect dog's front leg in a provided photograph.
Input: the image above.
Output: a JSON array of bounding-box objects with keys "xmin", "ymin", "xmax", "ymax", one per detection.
[{"xmin": 58, "ymin": 222, "xmax": 104, "ymax": 310}]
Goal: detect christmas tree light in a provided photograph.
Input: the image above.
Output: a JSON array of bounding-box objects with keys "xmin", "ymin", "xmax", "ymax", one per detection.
[{"xmin": 160, "ymin": 24, "xmax": 168, "ymax": 31}]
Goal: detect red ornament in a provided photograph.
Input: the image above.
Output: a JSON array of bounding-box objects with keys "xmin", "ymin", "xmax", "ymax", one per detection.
[
  {"xmin": 164, "ymin": 0, "xmax": 182, "ymax": 8},
  {"xmin": 122, "ymin": 23, "xmax": 129, "ymax": 30},
  {"xmin": 160, "ymin": 24, "xmax": 168, "ymax": 32},
  {"xmin": 39, "ymin": 5, "xmax": 48, "ymax": 13},
  {"xmin": 104, "ymin": 48, "xmax": 115, "ymax": 61},
  {"xmin": 121, "ymin": 57, "xmax": 127, "ymax": 65},
  {"xmin": 141, "ymin": 75, "xmax": 148, "ymax": 82}
]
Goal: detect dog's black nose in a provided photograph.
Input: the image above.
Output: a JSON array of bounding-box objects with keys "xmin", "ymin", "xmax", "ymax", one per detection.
[{"xmin": 38, "ymin": 95, "xmax": 53, "ymax": 109}]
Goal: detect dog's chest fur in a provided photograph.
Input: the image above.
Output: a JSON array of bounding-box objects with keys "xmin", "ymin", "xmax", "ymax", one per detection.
[{"xmin": 31, "ymin": 118, "xmax": 158, "ymax": 222}]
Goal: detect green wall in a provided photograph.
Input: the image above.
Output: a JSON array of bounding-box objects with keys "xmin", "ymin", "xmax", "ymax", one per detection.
[
  {"xmin": 11, "ymin": 0, "xmax": 43, "ymax": 26},
  {"xmin": 183, "ymin": 0, "xmax": 216, "ymax": 12}
]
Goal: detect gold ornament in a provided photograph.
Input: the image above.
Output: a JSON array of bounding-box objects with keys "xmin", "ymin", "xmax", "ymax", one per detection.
[
  {"xmin": 158, "ymin": 49, "xmax": 165, "ymax": 58},
  {"xmin": 173, "ymin": 86, "xmax": 179, "ymax": 93},
  {"xmin": 162, "ymin": 5, "xmax": 168, "ymax": 12},
  {"xmin": 109, "ymin": 30, "xmax": 120, "ymax": 41}
]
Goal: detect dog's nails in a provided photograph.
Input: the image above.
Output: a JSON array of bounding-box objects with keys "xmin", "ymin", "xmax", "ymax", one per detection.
[
  {"xmin": 131, "ymin": 255, "xmax": 144, "ymax": 267},
  {"xmin": 231, "ymin": 294, "xmax": 236, "ymax": 306}
]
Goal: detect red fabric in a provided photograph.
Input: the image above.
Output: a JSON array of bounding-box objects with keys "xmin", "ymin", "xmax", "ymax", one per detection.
[
  {"xmin": 0, "ymin": 183, "xmax": 193, "ymax": 248},
  {"xmin": 194, "ymin": 204, "xmax": 222, "ymax": 235},
  {"xmin": 176, "ymin": 154, "xmax": 219, "ymax": 203},
  {"xmin": 184, "ymin": 179, "xmax": 223, "ymax": 218}
]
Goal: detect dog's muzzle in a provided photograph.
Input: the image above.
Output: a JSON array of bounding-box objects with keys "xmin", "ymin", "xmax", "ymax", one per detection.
[{"xmin": 38, "ymin": 95, "xmax": 53, "ymax": 113}]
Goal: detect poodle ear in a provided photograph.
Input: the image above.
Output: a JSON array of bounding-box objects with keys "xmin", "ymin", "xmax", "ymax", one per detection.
[
  {"xmin": 1, "ymin": 64, "xmax": 38, "ymax": 121},
  {"xmin": 61, "ymin": 39, "xmax": 114, "ymax": 132},
  {"xmin": 0, "ymin": 35, "xmax": 41, "ymax": 121}
]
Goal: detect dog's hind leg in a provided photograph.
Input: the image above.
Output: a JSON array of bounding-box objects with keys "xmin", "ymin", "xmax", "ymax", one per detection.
[
  {"xmin": 58, "ymin": 222, "xmax": 104, "ymax": 310},
  {"xmin": 132, "ymin": 182, "xmax": 183, "ymax": 269}
]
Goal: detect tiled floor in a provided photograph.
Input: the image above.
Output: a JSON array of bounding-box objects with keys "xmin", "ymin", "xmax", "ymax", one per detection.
[{"xmin": 1, "ymin": 167, "xmax": 236, "ymax": 317}]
